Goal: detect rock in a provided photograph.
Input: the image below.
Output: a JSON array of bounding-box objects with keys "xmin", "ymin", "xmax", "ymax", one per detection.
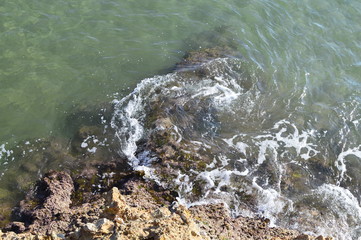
[
  {"xmin": 95, "ymin": 218, "xmax": 114, "ymax": 234},
  {"xmin": 83, "ymin": 223, "xmax": 97, "ymax": 233},
  {"xmin": 175, "ymin": 46, "xmax": 235, "ymax": 72},
  {"xmin": 41, "ymin": 171, "xmax": 74, "ymax": 212},
  {"xmin": 315, "ymin": 236, "xmax": 333, "ymax": 240},
  {"xmin": 15, "ymin": 171, "xmax": 74, "ymax": 234},
  {"xmin": 152, "ymin": 207, "xmax": 171, "ymax": 219},
  {"xmin": 102, "ymin": 187, "xmax": 128, "ymax": 220},
  {"xmin": 123, "ymin": 47, "xmax": 262, "ymax": 206},
  {"xmin": 4, "ymin": 221, "xmax": 25, "ymax": 233},
  {"xmin": 188, "ymin": 203, "xmax": 331, "ymax": 240},
  {"xmin": 0, "ymin": 100, "xmax": 119, "ymax": 227},
  {"xmin": 71, "ymin": 160, "xmax": 131, "ymax": 206},
  {"xmin": 294, "ymin": 234, "xmax": 312, "ymax": 240},
  {"xmin": 1, "ymin": 170, "xmax": 331, "ymax": 240},
  {"xmin": 0, "ymin": 229, "xmax": 37, "ymax": 240},
  {"xmin": 104, "ymin": 187, "xmax": 126, "ymax": 209}
]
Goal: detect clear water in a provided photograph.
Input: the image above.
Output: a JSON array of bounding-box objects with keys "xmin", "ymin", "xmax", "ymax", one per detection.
[{"xmin": 1, "ymin": 0, "xmax": 361, "ymax": 239}]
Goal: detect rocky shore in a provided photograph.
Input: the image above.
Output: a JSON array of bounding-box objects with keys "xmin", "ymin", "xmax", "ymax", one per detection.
[
  {"xmin": 0, "ymin": 46, "xmax": 334, "ymax": 239},
  {"xmin": 1, "ymin": 168, "xmax": 331, "ymax": 240}
]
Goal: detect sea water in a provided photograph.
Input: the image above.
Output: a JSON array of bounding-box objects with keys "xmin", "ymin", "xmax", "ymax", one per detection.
[{"xmin": 1, "ymin": 0, "xmax": 361, "ymax": 239}]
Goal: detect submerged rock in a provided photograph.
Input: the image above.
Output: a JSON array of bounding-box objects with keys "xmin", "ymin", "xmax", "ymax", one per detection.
[
  {"xmin": 174, "ymin": 45, "xmax": 236, "ymax": 72},
  {"xmin": 0, "ymin": 100, "xmax": 121, "ymax": 228},
  {"xmin": 110, "ymin": 47, "xmax": 262, "ymax": 204}
]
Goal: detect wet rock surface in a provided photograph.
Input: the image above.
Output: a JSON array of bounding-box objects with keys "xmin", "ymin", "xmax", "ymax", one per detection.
[
  {"xmin": 174, "ymin": 46, "xmax": 236, "ymax": 72},
  {"xmin": 127, "ymin": 46, "xmax": 261, "ymax": 205}
]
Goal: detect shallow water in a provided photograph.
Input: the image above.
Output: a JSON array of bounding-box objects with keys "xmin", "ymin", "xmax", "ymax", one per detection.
[{"xmin": 1, "ymin": 0, "xmax": 361, "ymax": 239}]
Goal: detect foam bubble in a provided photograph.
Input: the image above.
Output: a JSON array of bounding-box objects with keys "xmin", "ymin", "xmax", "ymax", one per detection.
[
  {"xmin": 274, "ymin": 120, "xmax": 319, "ymax": 160},
  {"xmin": 252, "ymin": 178, "xmax": 293, "ymax": 226},
  {"xmin": 87, "ymin": 147, "xmax": 97, "ymax": 153},
  {"xmin": 225, "ymin": 119, "xmax": 320, "ymax": 167},
  {"xmin": 80, "ymin": 135, "xmax": 108, "ymax": 154},
  {"xmin": 256, "ymin": 139, "xmax": 279, "ymax": 165},
  {"xmin": 336, "ymin": 147, "xmax": 361, "ymax": 184},
  {"xmin": 0, "ymin": 143, "xmax": 13, "ymax": 163}
]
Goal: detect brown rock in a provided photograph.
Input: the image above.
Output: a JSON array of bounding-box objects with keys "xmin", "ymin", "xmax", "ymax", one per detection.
[
  {"xmin": 95, "ymin": 218, "xmax": 114, "ymax": 234},
  {"xmin": 190, "ymin": 203, "xmax": 301, "ymax": 240},
  {"xmin": 4, "ymin": 221, "xmax": 25, "ymax": 233},
  {"xmin": 315, "ymin": 236, "xmax": 333, "ymax": 240},
  {"xmin": 294, "ymin": 234, "xmax": 312, "ymax": 240},
  {"xmin": 16, "ymin": 171, "xmax": 74, "ymax": 235},
  {"xmin": 102, "ymin": 187, "xmax": 127, "ymax": 220}
]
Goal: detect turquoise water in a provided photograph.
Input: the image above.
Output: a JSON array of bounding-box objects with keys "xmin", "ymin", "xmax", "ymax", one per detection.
[{"xmin": 1, "ymin": 0, "xmax": 361, "ymax": 238}]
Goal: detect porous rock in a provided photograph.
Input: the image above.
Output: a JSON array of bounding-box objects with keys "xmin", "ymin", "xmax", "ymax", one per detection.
[{"xmin": 12, "ymin": 171, "xmax": 74, "ymax": 235}]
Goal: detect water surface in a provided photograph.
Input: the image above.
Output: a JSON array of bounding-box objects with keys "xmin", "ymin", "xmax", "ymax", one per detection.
[{"xmin": 1, "ymin": 0, "xmax": 361, "ymax": 239}]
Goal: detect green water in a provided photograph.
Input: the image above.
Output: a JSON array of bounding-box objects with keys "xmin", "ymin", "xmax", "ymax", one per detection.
[
  {"xmin": 1, "ymin": 0, "xmax": 361, "ymax": 238},
  {"xmin": 0, "ymin": 0, "xmax": 209, "ymax": 143},
  {"xmin": 1, "ymin": 0, "xmax": 360, "ymax": 143}
]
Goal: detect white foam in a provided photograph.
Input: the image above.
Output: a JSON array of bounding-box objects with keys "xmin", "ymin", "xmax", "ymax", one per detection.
[
  {"xmin": 318, "ymin": 184, "xmax": 361, "ymax": 218},
  {"xmin": 256, "ymin": 139, "xmax": 279, "ymax": 165},
  {"xmin": 274, "ymin": 121, "xmax": 319, "ymax": 160},
  {"xmin": 174, "ymin": 171, "xmax": 193, "ymax": 195},
  {"xmin": 195, "ymin": 167, "xmax": 249, "ymax": 197},
  {"xmin": 87, "ymin": 147, "xmax": 97, "ymax": 153},
  {"xmin": 222, "ymin": 136, "xmax": 249, "ymax": 162},
  {"xmin": 111, "ymin": 74, "xmax": 175, "ymax": 166},
  {"xmin": 0, "ymin": 143, "xmax": 14, "ymax": 178},
  {"xmin": 229, "ymin": 119, "xmax": 321, "ymax": 165},
  {"xmin": 172, "ymin": 126, "xmax": 182, "ymax": 143},
  {"xmin": 134, "ymin": 165, "xmax": 164, "ymax": 187},
  {"xmin": 80, "ymin": 135, "xmax": 108, "ymax": 154},
  {"xmin": 190, "ymin": 141, "xmax": 211, "ymax": 149},
  {"xmin": 117, "ymin": 95, "xmax": 144, "ymax": 163},
  {"xmin": 336, "ymin": 147, "xmax": 361, "ymax": 184},
  {"xmin": 0, "ymin": 144, "xmax": 6, "ymax": 160},
  {"xmin": 81, "ymin": 142, "xmax": 88, "ymax": 148},
  {"xmin": 191, "ymin": 85, "xmax": 219, "ymax": 99},
  {"xmin": 308, "ymin": 184, "xmax": 361, "ymax": 239},
  {"xmin": 0, "ymin": 143, "xmax": 13, "ymax": 162},
  {"xmin": 192, "ymin": 83, "xmax": 241, "ymax": 108},
  {"xmin": 235, "ymin": 142, "xmax": 249, "ymax": 154},
  {"xmin": 252, "ymin": 178, "xmax": 293, "ymax": 226}
]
